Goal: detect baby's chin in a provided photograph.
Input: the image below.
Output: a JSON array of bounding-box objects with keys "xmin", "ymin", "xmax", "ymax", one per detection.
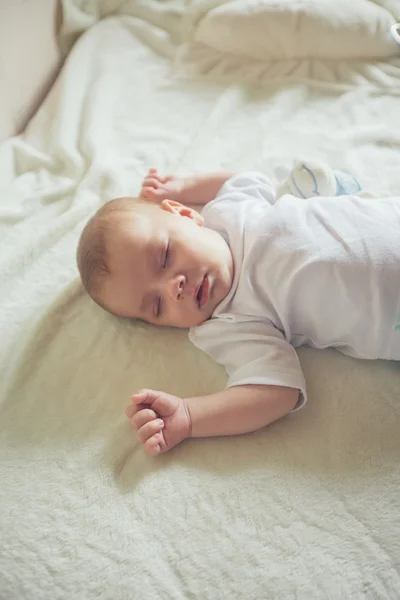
[{"xmin": 168, "ymin": 313, "xmax": 211, "ymax": 329}]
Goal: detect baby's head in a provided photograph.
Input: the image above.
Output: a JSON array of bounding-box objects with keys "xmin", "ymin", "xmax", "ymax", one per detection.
[{"xmin": 77, "ymin": 197, "xmax": 233, "ymax": 328}]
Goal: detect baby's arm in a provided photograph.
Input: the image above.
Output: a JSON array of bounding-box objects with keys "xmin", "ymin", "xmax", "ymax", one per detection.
[
  {"xmin": 187, "ymin": 384, "xmax": 298, "ymax": 436},
  {"xmin": 126, "ymin": 385, "xmax": 299, "ymax": 456},
  {"xmin": 141, "ymin": 168, "xmax": 234, "ymax": 206}
]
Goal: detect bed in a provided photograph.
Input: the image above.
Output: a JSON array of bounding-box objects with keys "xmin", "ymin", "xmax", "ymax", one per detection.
[{"xmin": 1, "ymin": 1, "xmax": 400, "ymax": 598}]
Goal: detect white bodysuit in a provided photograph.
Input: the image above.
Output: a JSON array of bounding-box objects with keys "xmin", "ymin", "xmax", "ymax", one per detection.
[{"xmin": 189, "ymin": 172, "xmax": 400, "ymax": 407}]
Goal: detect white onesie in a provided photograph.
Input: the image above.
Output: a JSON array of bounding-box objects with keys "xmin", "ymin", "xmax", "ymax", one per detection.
[{"xmin": 189, "ymin": 172, "xmax": 400, "ymax": 408}]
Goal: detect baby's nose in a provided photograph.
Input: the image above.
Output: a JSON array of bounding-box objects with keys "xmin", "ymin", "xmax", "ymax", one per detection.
[{"xmin": 168, "ymin": 275, "xmax": 186, "ymax": 301}]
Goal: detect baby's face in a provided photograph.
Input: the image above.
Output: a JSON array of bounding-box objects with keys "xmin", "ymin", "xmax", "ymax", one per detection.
[{"xmin": 99, "ymin": 201, "xmax": 234, "ymax": 328}]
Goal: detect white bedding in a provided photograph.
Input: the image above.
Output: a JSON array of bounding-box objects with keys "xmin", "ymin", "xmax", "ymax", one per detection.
[{"xmin": 1, "ymin": 1, "xmax": 400, "ymax": 598}]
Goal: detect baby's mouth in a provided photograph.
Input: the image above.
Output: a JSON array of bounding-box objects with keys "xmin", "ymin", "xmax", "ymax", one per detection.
[{"xmin": 195, "ymin": 275, "xmax": 209, "ymax": 308}]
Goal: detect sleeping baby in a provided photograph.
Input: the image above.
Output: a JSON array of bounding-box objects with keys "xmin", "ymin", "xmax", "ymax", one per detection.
[{"xmin": 77, "ymin": 162, "xmax": 400, "ymax": 456}]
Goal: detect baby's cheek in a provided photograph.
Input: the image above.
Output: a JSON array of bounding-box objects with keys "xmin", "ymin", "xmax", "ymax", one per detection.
[{"xmin": 166, "ymin": 305, "xmax": 192, "ymax": 329}]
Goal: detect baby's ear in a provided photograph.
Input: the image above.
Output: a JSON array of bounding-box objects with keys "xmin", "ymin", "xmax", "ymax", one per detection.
[{"xmin": 161, "ymin": 200, "xmax": 204, "ymax": 226}]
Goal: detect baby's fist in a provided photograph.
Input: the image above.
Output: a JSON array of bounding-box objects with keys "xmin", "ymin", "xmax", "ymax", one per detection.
[{"xmin": 126, "ymin": 389, "xmax": 191, "ymax": 456}]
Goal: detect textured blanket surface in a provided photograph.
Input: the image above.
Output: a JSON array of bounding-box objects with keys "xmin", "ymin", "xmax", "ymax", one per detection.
[{"xmin": 1, "ymin": 2, "xmax": 400, "ymax": 598}]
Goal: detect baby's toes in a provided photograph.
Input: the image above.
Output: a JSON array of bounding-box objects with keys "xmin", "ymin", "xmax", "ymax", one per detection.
[{"xmin": 136, "ymin": 418, "xmax": 164, "ymax": 445}]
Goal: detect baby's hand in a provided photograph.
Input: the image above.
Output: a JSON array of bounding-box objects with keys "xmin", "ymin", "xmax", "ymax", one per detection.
[
  {"xmin": 140, "ymin": 168, "xmax": 185, "ymax": 203},
  {"xmin": 125, "ymin": 388, "xmax": 192, "ymax": 456}
]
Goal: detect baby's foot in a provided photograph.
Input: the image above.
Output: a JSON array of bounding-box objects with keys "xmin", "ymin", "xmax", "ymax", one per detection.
[
  {"xmin": 140, "ymin": 168, "xmax": 185, "ymax": 202},
  {"xmin": 276, "ymin": 159, "xmax": 361, "ymax": 199}
]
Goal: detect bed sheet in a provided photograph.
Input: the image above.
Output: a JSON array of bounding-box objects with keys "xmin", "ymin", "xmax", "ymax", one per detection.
[{"xmin": 1, "ymin": 2, "xmax": 400, "ymax": 598}]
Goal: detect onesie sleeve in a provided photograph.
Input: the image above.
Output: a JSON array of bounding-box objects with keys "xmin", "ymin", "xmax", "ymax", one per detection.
[
  {"xmin": 215, "ymin": 172, "xmax": 277, "ymax": 205},
  {"xmin": 189, "ymin": 317, "xmax": 306, "ymax": 411}
]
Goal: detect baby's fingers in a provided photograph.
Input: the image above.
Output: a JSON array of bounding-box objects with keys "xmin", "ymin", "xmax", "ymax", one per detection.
[
  {"xmin": 132, "ymin": 389, "xmax": 179, "ymax": 417},
  {"xmin": 137, "ymin": 419, "xmax": 164, "ymax": 444},
  {"xmin": 141, "ymin": 187, "xmax": 166, "ymax": 201},
  {"xmin": 142, "ymin": 176, "xmax": 162, "ymax": 189},
  {"xmin": 131, "ymin": 409, "xmax": 158, "ymax": 430},
  {"xmin": 143, "ymin": 433, "xmax": 163, "ymax": 456},
  {"xmin": 131, "ymin": 389, "xmax": 161, "ymax": 406},
  {"xmin": 125, "ymin": 404, "xmax": 155, "ymax": 421},
  {"xmin": 145, "ymin": 169, "xmax": 166, "ymax": 183}
]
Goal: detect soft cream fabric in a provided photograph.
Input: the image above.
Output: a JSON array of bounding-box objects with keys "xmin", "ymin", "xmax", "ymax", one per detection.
[
  {"xmin": 0, "ymin": 0, "xmax": 62, "ymax": 141},
  {"xmin": 0, "ymin": 2, "xmax": 400, "ymax": 598}
]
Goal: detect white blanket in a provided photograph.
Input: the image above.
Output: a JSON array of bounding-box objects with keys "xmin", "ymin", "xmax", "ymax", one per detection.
[{"xmin": 1, "ymin": 1, "xmax": 400, "ymax": 598}]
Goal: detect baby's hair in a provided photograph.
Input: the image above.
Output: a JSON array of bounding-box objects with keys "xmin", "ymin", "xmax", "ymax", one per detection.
[{"xmin": 77, "ymin": 197, "xmax": 145, "ymax": 307}]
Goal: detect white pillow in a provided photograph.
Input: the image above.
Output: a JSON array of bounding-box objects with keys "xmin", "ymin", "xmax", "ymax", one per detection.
[{"xmin": 183, "ymin": 0, "xmax": 399, "ymax": 61}]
